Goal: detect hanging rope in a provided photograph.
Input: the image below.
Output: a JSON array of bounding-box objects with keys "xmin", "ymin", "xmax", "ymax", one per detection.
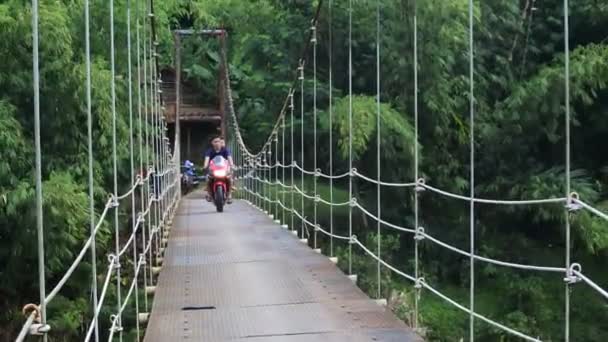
[
  {"xmin": 299, "ymin": 60, "xmax": 306, "ymax": 240},
  {"xmin": 109, "ymin": 0, "xmax": 124, "ymax": 337},
  {"xmin": 312, "ymin": 23, "xmax": 318, "ymax": 251},
  {"xmin": 468, "ymin": 0, "xmax": 476, "ymax": 339},
  {"xmin": 563, "ymin": 0, "xmax": 572, "ymax": 340},
  {"xmin": 328, "ymin": 0, "xmax": 334, "ymax": 257},
  {"xmin": 375, "ymin": 0, "xmax": 382, "ymax": 300},
  {"xmin": 84, "ymin": 0, "xmax": 99, "ymax": 337},
  {"xmin": 348, "ymin": 0, "xmax": 354, "ymax": 276},
  {"xmin": 413, "ymin": 0, "xmax": 421, "ymax": 327},
  {"xmin": 31, "ymin": 0, "xmax": 47, "ymax": 338}
]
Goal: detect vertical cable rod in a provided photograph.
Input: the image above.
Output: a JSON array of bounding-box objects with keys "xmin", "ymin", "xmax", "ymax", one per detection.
[
  {"xmin": 413, "ymin": 0, "xmax": 420, "ymax": 330},
  {"xmin": 84, "ymin": 0, "xmax": 99, "ymax": 338},
  {"xmin": 31, "ymin": 0, "xmax": 47, "ymax": 339},
  {"xmin": 375, "ymin": 0, "xmax": 382, "ymax": 300},
  {"xmin": 563, "ymin": 0, "xmax": 571, "ymax": 340},
  {"xmin": 348, "ymin": 0, "xmax": 353, "ymax": 275},
  {"xmin": 468, "ymin": 0, "xmax": 476, "ymax": 340}
]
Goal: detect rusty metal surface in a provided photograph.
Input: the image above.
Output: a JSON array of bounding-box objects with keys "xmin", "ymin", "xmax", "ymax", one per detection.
[{"xmin": 144, "ymin": 199, "xmax": 422, "ymax": 341}]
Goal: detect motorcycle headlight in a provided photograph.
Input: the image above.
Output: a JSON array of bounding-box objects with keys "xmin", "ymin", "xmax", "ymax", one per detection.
[{"xmin": 213, "ymin": 170, "xmax": 227, "ymax": 178}]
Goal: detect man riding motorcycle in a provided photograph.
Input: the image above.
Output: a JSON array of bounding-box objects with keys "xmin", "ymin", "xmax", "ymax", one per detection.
[{"xmin": 203, "ymin": 136, "xmax": 234, "ymax": 203}]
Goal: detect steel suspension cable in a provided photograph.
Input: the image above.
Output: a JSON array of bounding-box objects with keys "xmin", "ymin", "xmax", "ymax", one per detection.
[
  {"xmin": 109, "ymin": 0, "xmax": 124, "ymax": 337},
  {"xmin": 31, "ymin": 0, "xmax": 47, "ymax": 338},
  {"xmin": 290, "ymin": 91, "xmax": 295, "ymax": 232},
  {"xmin": 142, "ymin": 0, "xmax": 153, "ymax": 289},
  {"xmin": 328, "ymin": 0, "xmax": 334, "ymax": 258},
  {"xmin": 468, "ymin": 0, "xmax": 476, "ymax": 339},
  {"xmin": 136, "ymin": 0, "xmax": 149, "ymax": 312},
  {"xmin": 312, "ymin": 23, "xmax": 318, "ymax": 251},
  {"xmin": 282, "ymin": 114, "xmax": 286, "ymax": 226},
  {"xmin": 85, "ymin": 0, "xmax": 99, "ymax": 337},
  {"xmin": 563, "ymin": 0, "xmax": 572, "ymax": 340},
  {"xmin": 375, "ymin": 0, "xmax": 382, "ymax": 300},
  {"xmin": 299, "ymin": 61, "xmax": 306, "ymax": 240},
  {"xmin": 348, "ymin": 0, "xmax": 353, "ymax": 276},
  {"xmin": 275, "ymin": 132, "xmax": 279, "ymax": 219},
  {"xmin": 413, "ymin": 0, "xmax": 421, "ymax": 329}
]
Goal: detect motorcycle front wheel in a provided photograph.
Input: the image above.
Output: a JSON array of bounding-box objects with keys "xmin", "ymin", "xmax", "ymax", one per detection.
[{"xmin": 214, "ymin": 186, "xmax": 224, "ymax": 212}]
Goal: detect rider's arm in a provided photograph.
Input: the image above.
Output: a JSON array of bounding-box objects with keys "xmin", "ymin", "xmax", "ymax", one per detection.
[
  {"xmin": 203, "ymin": 156, "xmax": 210, "ymax": 169},
  {"xmin": 228, "ymin": 156, "xmax": 235, "ymax": 168}
]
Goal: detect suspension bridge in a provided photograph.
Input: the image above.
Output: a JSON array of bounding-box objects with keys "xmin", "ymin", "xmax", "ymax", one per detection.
[{"xmin": 15, "ymin": 0, "xmax": 608, "ymax": 341}]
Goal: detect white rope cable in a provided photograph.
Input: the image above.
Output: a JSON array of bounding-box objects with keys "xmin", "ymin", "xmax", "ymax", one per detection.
[
  {"xmin": 421, "ymin": 183, "xmax": 567, "ymax": 205},
  {"xmin": 44, "ymin": 197, "xmax": 114, "ymax": 305},
  {"xmin": 14, "ymin": 313, "xmax": 36, "ymax": 342},
  {"xmin": 116, "ymin": 176, "xmax": 142, "ymax": 200},
  {"xmin": 352, "ymin": 237, "xmax": 416, "ymax": 282},
  {"xmin": 353, "ymin": 170, "xmax": 417, "ymax": 187},
  {"xmin": 351, "ymin": 236, "xmax": 542, "ymax": 341},
  {"xmin": 420, "ymin": 230, "xmax": 566, "ymax": 272},
  {"xmin": 84, "ymin": 257, "xmax": 116, "ymax": 342},
  {"xmin": 571, "ymin": 269, "xmax": 608, "ymax": 300},
  {"xmin": 107, "ymin": 255, "xmax": 146, "ymax": 341},
  {"xmin": 117, "ymin": 198, "xmax": 154, "ymax": 257},
  {"xmin": 353, "ymin": 201, "xmax": 416, "ymax": 233},
  {"xmin": 573, "ymin": 198, "xmax": 608, "ymax": 221},
  {"xmin": 317, "ymin": 170, "xmax": 350, "ymax": 179},
  {"xmin": 317, "ymin": 196, "xmax": 351, "ymax": 207},
  {"xmin": 420, "ymin": 281, "xmax": 541, "ymax": 342},
  {"xmin": 314, "ymin": 221, "xmax": 351, "ymax": 241},
  {"xmin": 293, "ymin": 184, "xmax": 317, "ymax": 200}
]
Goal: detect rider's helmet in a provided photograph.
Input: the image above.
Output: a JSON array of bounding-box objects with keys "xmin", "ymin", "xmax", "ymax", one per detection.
[{"xmin": 184, "ymin": 160, "xmax": 194, "ymax": 168}]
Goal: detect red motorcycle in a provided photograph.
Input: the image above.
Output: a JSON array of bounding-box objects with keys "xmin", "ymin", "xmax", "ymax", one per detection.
[{"xmin": 208, "ymin": 155, "xmax": 230, "ymax": 212}]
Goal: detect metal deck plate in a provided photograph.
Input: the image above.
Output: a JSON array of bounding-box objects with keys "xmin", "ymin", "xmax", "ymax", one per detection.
[{"xmin": 144, "ymin": 199, "xmax": 421, "ymax": 341}]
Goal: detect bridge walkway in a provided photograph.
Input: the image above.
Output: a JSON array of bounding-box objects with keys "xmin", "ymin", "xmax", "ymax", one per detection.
[{"xmin": 144, "ymin": 195, "xmax": 421, "ymax": 341}]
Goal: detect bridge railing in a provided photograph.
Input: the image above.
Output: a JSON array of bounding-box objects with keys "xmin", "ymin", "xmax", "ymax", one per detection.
[
  {"xmin": 18, "ymin": 0, "xmax": 180, "ymax": 340},
  {"xmin": 220, "ymin": 1, "xmax": 608, "ymax": 341}
]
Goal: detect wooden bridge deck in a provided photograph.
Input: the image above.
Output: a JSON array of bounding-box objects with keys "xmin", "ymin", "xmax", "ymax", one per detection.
[{"xmin": 144, "ymin": 196, "xmax": 421, "ymax": 341}]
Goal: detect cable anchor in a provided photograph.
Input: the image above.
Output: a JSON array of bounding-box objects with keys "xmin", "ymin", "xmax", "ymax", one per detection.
[
  {"xmin": 414, "ymin": 227, "xmax": 425, "ymax": 241},
  {"xmin": 22, "ymin": 304, "xmax": 51, "ymax": 335},
  {"xmin": 349, "ymin": 197, "xmax": 358, "ymax": 208},
  {"xmin": 110, "ymin": 195, "xmax": 120, "ymax": 208},
  {"xmin": 414, "ymin": 277, "xmax": 425, "ymax": 290},
  {"xmin": 565, "ymin": 192, "xmax": 582, "ymax": 211},
  {"xmin": 415, "ymin": 178, "xmax": 426, "ymax": 192},
  {"xmin": 109, "ymin": 315, "xmax": 124, "ymax": 333},
  {"xmin": 564, "ymin": 263, "xmax": 582, "ymax": 284}
]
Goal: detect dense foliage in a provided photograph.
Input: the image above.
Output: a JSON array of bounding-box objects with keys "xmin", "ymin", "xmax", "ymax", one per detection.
[{"xmin": 1, "ymin": 0, "xmax": 607, "ymax": 341}]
